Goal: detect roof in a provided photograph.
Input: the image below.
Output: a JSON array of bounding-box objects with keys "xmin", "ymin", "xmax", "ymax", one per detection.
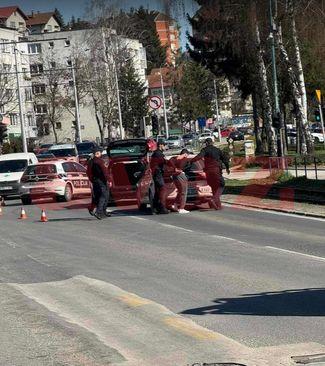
[
  {"xmin": 154, "ymin": 12, "xmax": 174, "ymax": 22},
  {"xmin": 0, "ymin": 153, "xmax": 36, "ymax": 160},
  {"xmin": 147, "ymin": 67, "xmax": 174, "ymax": 89},
  {"xmin": 49, "ymin": 144, "xmax": 76, "ymax": 150},
  {"xmin": 26, "ymin": 12, "xmax": 60, "ymax": 27},
  {"xmin": 0, "ymin": 6, "xmax": 28, "ymax": 20}
]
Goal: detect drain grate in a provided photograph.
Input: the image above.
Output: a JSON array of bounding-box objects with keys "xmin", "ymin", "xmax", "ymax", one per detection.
[{"xmin": 292, "ymin": 353, "xmax": 325, "ymax": 364}]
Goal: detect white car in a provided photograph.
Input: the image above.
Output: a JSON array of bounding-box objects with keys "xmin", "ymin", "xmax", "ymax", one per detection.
[
  {"xmin": 20, "ymin": 160, "xmax": 91, "ymax": 204},
  {"xmin": 0, "ymin": 153, "xmax": 38, "ymax": 199},
  {"xmin": 311, "ymin": 128, "xmax": 324, "ymax": 143},
  {"xmin": 166, "ymin": 135, "xmax": 185, "ymax": 149},
  {"xmin": 198, "ymin": 132, "xmax": 215, "ymax": 143},
  {"xmin": 47, "ymin": 144, "xmax": 79, "ymax": 161}
]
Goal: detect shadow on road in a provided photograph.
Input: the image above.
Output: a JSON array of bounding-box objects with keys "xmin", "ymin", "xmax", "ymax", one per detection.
[{"xmin": 180, "ymin": 288, "xmax": 325, "ymax": 317}]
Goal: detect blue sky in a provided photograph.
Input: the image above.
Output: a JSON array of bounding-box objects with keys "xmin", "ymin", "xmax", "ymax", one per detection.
[{"xmin": 0, "ymin": 0, "xmax": 198, "ymax": 48}]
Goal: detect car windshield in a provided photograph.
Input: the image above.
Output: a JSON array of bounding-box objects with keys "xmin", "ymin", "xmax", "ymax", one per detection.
[
  {"xmin": 167, "ymin": 136, "xmax": 179, "ymax": 140},
  {"xmin": 109, "ymin": 143, "xmax": 147, "ymax": 157},
  {"xmin": 0, "ymin": 160, "xmax": 27, "ymax": 174},
  {"xmin": 201, "ymin": 133, "xmax": 210, "ymax": 137},
  {"xmin": 77, "ymin": 143, "xmax": 95, "ymax": 153},
  {"xmin": 183, "ymin": 134, "xmax": 193, "ymax": 138},
  {"xmin": 49, "ymin": 149, "xmax": 76, "ymax": 157},
  {"xmin": 25, "ymin": 164, "xmax": 57, "ymax": 175}
]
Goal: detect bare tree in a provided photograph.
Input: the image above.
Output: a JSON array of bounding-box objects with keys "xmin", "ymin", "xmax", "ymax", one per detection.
[{"xmin": 0, "ymin": 61, "xmax": 18, "ymax": 114}]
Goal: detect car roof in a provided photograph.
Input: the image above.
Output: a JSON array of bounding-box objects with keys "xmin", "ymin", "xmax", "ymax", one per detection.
[
  {"xmin": 30, "ymin": 160, "xmax": 80, "ymax": 166},
  {"xmin": 0, "ymin": 153, "xmax": 37, "ymax": 161},
  {"xmin": 49, "ymin": 144, "xmax": 76, "ymax": 150}
]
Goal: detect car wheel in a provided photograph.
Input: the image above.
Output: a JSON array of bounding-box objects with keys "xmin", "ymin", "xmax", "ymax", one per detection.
[
  {"xmin": 21, "ymin": 195, "xmax": 32, "ymax": 205},
  {"xmin": 314, "ymin": 137, "xmax": 320, "ymax": 143},
  {"xmin": 63, "ymin": 184, "xmax": 73, "ymax": 202},
  {"xmin": 138, "ymin": 203, "xmax": 147, "ymax": 211}
]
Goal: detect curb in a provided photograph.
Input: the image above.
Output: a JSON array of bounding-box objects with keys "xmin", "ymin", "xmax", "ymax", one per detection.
[{"xmin": 221, "ymin": 199, "xmax": 325, "ymax": 219}]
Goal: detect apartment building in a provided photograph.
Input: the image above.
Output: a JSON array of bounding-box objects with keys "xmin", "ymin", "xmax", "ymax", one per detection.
[{"xmin": 154, "ymin": 13, "xmax": 180, "ymax": 66}]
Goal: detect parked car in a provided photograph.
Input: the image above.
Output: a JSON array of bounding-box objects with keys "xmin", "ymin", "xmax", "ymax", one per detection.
[
  {"xmin": 220, "ymin": 128, "xmax": 234, "ymax": 138},
  {"xmin": 77, "ymin": 141, "xmax": 99, "ymax": 166},
  {"xmin": 166, "ymin": 135, "xmax": 185, "ymax": 149},
  {"xmin": 227, "ymin": 130, "xmax": 245, "ymax": 142},
  {"xmin": 311, "ymin": 128, "xmax": 325, "ymax": 143},
  {"xmin": 33, "ymin": 143, "xmax": 53, "ymax": 155},
  {"xmin": 0, "ymin": 153, "xmax": 38, "ymax": 199},
  {"xmin": 182, "ymin": 133, "xmax": 197, "ymax": 145},
  {"xmin": 198, "ymin": 132, "xmax": 215, "ymax": 143},
  {"xmin": 20, "ymin": 160, "xmax": 91, "ymax": 204},
  {"xmin": 48, "ymin": 144, "xmax": 79, "ymax": 162}
]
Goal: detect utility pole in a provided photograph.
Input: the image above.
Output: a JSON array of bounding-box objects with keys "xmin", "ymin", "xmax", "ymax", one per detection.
[
  {"xmin": 70, "ymin": 62, "xmax": 82, "ymax": 143},
  {"xmin": 213, "ymin": 79, "xmax": 222, "ymax": 143},
  {"xmin": 159, "ymin": 68, "xmax": 169, "ymax": 138},
  {"xmin": 14, "ymin": 46, "xmax": 27, "ymax": 153},
  {"xmin": 269, "ymin": 0, "xmax": 284, "ymax": 158}
]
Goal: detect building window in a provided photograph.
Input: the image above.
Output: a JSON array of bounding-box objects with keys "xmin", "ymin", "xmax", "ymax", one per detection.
[
  {"xmin": 50, "ymin": 61, "xmax": 56, "ymax": 69},
  {"xmin": 35, "ymin": 104, "xmax": 47, "ymax": 114},
  {"xmin": 27, "ymin": 115, "xmax": 35, "ymax": 126},
  {"xmin": 65, "ymin": 40, "xmax": 70, "ymax": 47},
  {"xmin": 49, "ymin": 41, "xmax": 54, "ymax": 49},
  {"xmin": 25, "ymin": 88, "xmax": 33, "ymax": 101},
  {"xmin": 32, "ymin": 84, "xmax": 46, "ymax": 95},
  {"xmin": 10, "ymin": 21, "xmax": 16, "ymax": 28},
  {"xmin": 47, "ymin": 25, "xmax": 52, "ymax": 32},
  {"xmin": 55, "ymin": 122, "xmax": 62, "ymax": 130},
  {"xmin": 66, "ymin": 59, "xmax": 72, "ymax": 67},
  {"xmin": 19, "ymin": 22, "xmax": 24, "ymax": 27},
  {"xmin": 1, "ymin": 39, "xmax": 10, "ymax": 53},
  {"xmin": 30, "ymin": 64, "xmax": 43, "ymax": 75},
  {"xmin": 28, "ymin": 43, "xmax": 42, "ymax": 54},
  {"xmin": 0, "ymin": 105, "xmax": 4, "ymax": 113},
  {"xmin": 54, "ymin": 25, "xmax": 59, "ymax": 31},
  {"xmin": 10, "ymin": 114, "xmax": 19, "ymax": 125}
]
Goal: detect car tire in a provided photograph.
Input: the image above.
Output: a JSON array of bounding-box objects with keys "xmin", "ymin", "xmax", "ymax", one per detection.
[
  {"xmin": 63, "ymin": 184, "xmax": 73, "ymax": 202},
  {"xmin": 21, "ymin": 195, "xmax": 32, "ymax": 205},
  {"xmin": 138, "ymin": 203, "xmax": 147, "ymax": 211},
  {"xmin": 314, "ymin": 137, "xmax": 320, "ymax": 143}
]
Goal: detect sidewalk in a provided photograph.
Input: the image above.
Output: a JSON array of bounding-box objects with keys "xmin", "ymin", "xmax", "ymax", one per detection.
[{"xmin": 222, "ymin": 194, "xmax": 325, "ymax": 218}]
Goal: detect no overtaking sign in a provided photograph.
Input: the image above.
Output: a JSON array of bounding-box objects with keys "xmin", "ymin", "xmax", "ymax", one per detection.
[{"xmin": 148, "ymin": 96, "xmax": 162, "ymax": 110}]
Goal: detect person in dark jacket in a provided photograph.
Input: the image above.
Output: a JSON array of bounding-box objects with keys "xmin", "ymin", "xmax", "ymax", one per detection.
[
  {"xmin": 150, "ymin": 141, "xmax": 177, "ymax": 214},
  {"xmin": 192, "ymin": 138, "xmax": 230, "ymax": 210},
  {"xmin": 86, "ymin": 147, "xmax": 110, "ymax": 219}
]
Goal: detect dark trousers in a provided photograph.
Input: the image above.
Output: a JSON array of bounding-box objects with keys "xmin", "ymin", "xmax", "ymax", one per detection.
[
  {"xmin": 92, "ymin": 180, "xmax": 109, "ymax": 215},
  {"xmin": 173, "ymin": 173, "xmax": 188, "ymax": 209},
  {"xmin": 153, "ymin": 174, "xmax": 168, "ymax": 210},
  {"xmin": 206, "ymin": 172, "xmax": 224, "ymax": 208}
]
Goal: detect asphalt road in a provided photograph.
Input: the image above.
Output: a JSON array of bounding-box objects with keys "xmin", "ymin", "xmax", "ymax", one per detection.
[{"xmin": 0, "ymin": 198, "xmax": 324, "ymax": 365}]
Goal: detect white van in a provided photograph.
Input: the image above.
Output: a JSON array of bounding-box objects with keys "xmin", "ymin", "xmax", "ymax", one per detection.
[{"xmin": 0, "ymin": 153, "xmax": 38, "ymax": 198}]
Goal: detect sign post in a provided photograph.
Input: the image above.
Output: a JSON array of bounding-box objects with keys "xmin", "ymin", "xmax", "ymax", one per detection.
[{"xmin": 316, "ymin": 90, "xmax": 325, "ymax": 149}]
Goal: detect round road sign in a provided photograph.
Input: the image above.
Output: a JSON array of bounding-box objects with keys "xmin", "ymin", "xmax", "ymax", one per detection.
[{"xmin": 148, "ymin": 95, "xmax": 162, "ymax": 110}]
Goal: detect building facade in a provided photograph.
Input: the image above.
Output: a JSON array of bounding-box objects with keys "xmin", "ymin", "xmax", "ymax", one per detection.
[{"xmin": 26, "ymin": 12, "xmax": 61, "ymax": 34}]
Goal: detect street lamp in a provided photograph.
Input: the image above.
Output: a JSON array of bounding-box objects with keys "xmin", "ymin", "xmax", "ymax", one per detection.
[{"xmin": 159, "ymin": 67, "xmax": 169, "ymax": 138}]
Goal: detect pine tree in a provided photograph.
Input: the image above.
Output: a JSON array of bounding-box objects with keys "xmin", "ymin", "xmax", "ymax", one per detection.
[
  {"xmin": 118, "ymin": 60, "xmax": 148, "ymax": 137},
  {"xmin": 54, "ymin": 8, "xmax": 65, "ymax": 29}
]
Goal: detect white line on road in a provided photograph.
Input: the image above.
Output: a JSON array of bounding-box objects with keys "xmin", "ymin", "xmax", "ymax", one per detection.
[
  {"xmin": 160, "ymin": 223, "xmax": 194, "ymax": 233},
  {"xmin": 265, "ymin": 246, "xmax": 325, "ymax": 263},
  {"xmin": 27, "ymin": 254, "xmax": 52, "ymax": 267}
]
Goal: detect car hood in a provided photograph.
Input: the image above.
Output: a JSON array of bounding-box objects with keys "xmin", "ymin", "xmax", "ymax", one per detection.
[{"xmin": 0, "ymin": 172, "xmax": 23, "ymax": 182}]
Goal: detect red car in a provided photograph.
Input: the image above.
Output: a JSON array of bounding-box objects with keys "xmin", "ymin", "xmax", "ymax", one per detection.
[{"xmin": 106, "ymin": 139, "xmax": 212, "ymax": 212}]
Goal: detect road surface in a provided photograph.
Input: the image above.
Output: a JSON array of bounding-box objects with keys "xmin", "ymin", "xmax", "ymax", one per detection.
[{"xmin": 0, "ymin": 199, "xmax": 324, "ymax": 365}]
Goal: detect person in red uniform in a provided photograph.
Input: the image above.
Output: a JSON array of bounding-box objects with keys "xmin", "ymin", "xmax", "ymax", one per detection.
[
  {"xmin": 86, "ymin": 147, "xmax": 110, "ymax": 219},
  {"xmin": 169, "ymin": 149, "xmax": 190, "ymax": 213},
  {"xmin": 192, "ymin": 138, "xmax": 230, "ymax": 210}
]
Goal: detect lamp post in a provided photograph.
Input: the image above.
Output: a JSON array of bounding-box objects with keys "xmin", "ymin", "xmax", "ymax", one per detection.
[
  {"xmin": 14, "ymin": 46, "xmax": 27, "ymax": 153},
  {"xmin": 213, "ymin": 79, "xmax": 221, "ymax": 143},
  {"xmin": 69, "ymin": 60, "xmax": 82, "ymax": 143},
  {"xmin": 159, "ymin": 67, "xmax": 169, "ymax": 138}
]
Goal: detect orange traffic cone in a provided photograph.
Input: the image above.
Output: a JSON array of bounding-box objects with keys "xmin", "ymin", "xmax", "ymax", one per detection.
[
  {"xmin": 19, "ymin": 207, "xmax": 28, "ymax": 220},
  {"xmin": 40, "ymin": 209, "xmax": 48, "ymax": 222}
]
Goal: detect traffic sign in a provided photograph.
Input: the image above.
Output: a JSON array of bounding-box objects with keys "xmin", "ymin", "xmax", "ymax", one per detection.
[
  {"xmin": 148, "ymin": 96, "xmax": 162, "ymax": 110},
  {"xmin": 316, "ymin": 89, "xmax": 322, "ymax": 103}
]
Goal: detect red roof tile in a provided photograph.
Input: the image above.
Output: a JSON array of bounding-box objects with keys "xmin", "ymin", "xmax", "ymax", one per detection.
[
  {"xmin": 0, "ymin": 6, "xmax": 27, "ymax": 20},
  {"xmin": 26, "ymin": 12, "xmax": 60, "ymax": 26}
]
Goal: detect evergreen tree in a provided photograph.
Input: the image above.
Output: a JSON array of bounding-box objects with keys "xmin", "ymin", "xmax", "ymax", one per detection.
[
  {"xmin": 118, "ymin": 60, "xmax": 148, "ymax": 137},
  {"xmin": 54, "ymin": 8, "xmax": 65, "ymax": 28}
]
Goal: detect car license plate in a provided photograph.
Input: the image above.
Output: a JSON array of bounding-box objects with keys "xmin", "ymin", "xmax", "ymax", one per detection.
[{"xmin": 0, "ymin": 186, "xmax": 13, "ymax": 190}]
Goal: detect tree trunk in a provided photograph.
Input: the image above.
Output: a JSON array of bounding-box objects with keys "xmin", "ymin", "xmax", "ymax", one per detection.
[
  {"xmin": 252, "ymin": 90, "xmax": 263, "ymax": 154},
  {"xmin": 255, "ymin": 23, "xmax": 277, "ymax": 156},
  {"xmin": 276, "ymin": 24, "xmax": 313, "ymax": 155},
  {"xmin": 92, "ymin": 96, "xmax": 104, "ymax": 145}
]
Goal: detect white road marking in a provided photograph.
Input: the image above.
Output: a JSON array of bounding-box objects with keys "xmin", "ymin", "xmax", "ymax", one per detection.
[
  {"xmin": 159, "ymin": 223, "xmax": 194, "ymax": 232},
  {"xmin": 0, "ymin": 238, "xmax": 20, "ymax": 248},
  {"xmin": 27, "ymin": 254, "xmax": 52, "ymax": 267},
  {"xmin": 265, "ymin": 246, "xmax": 325, "ymax": 263},
  {"xmin": 223, "ymin": 203, "xmax": 325, "ymax": 222}
]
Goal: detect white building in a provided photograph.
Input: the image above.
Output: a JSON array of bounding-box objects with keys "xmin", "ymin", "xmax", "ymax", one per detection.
[
  {"xmin": 26, "ymin": 11, "xmax": 61, "ymax": 34},
  {"xmin": 0, "ymin": 6, "xmax": 27, "ymax": 32},
  {"xmin": 0, "ymin": 26, "xmax": 37, "ymax": 142},
  {"xmin": 27, "ymin": 28, "xmax": 148, "ymax": 144}
]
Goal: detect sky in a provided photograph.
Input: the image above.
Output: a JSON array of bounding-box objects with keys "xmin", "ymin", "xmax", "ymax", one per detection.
[{"xmin": 0, "ymin": 0, "xmax": 198, "ymax": 48}]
